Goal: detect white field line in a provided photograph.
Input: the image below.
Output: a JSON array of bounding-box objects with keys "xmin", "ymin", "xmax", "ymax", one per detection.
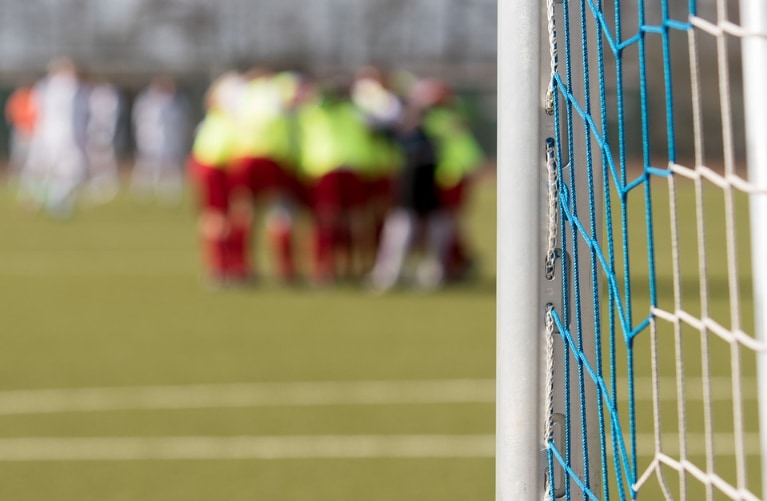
[
  {"xmin": 0, "ymin": 435, "xmax": 495, "ymax": 461},
  {"xmin": 0, "ymin": 380, "xmax": 496, "ymax": 416},
  {"xmin": 0, "ymin": 377, "xmax": 755, "ymax": 416},
  {"xmin": 0, "ymin": 432, "xmax": 758, "ymax": 462},
  {"xmin": 0, "ymin": 265, "xmax": 191, "ymax": 277}
]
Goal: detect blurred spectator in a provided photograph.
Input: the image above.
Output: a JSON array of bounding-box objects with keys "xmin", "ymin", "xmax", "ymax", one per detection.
[
  {"xmin": 19, "ymin": 57, "xmax": 89, "ymax": 217},
  {"xmin": 85, "ymin": 75, "xmax": 121, "ymax": 203},
  {"xmin": 4, "ymin": 79, "xmax": 37, "ymax": 184},
  {"xmin": 130, "ymin": 74, "xmax": 189, "ymax": 205}
]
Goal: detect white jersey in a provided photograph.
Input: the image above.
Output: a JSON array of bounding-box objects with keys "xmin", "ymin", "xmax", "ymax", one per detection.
[
  {"xmin": 87, "ymin": 83, "xmax": 120, "ymax": 149},
  {"xmin": 132, "ymin": 88, "xmax": 188, "ymax": 162},
  {"xmin": 28, "ymin": 72, "xmax": 89, "ymax": 177},
  {"xmin": 20, "ymin": 69, "xmax": 90, "ymax": 216}
]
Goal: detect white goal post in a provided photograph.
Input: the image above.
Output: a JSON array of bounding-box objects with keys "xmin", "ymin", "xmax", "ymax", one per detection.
[
  {"xmin": 742, "ymin": 0, "xmax": 767, "ymax": 497},
  {"xmin": 496, "ymin": 0, "xmax": 543, "ymax": 496}
]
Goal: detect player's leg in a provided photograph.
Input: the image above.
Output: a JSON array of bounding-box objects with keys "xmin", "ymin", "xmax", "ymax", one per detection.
[
  {"xmin": 155, "ymin": 159, "xmax": 184, "ymax": 206},
  {"xmin": 342, "ymin": 169, "xmax": 371, "ymax": 280},
  {"xmin": 189, "ymin": 157, "xmax": 230, "ymax": 285},
  {"xmin": 7, "ymin": 129, "xmax": 32, "ymax": 186},
  {"xmin": 368, "ymin": 208, "xmax": 417, "ymax": 291},
  {"xmin": 44, "ymin": 144, "xmax": 86, "ymax": 218},
  {"xmin": 440, "ymin": 178, "xmax": 477, "ymax": 281},
  {"xmin": 311, "ymin": 171, "xmax": 343, "ymax": 285},
  {"xmin": 267, "ymin": 160, "xmax": 301, "ymax": 283},
  {"xmin": 416, "ymin": 209, "xmax": 454, "ymax": 289},
  {"xmin": 86, "ymin": 143, "xmax": 120, "ymax": 204},
  {"xmin": 226, "ymin": 158, "xmax": 256, "ymax": 283},
  {"xmin": 250, "ymin": 157, "xmax": 299, "ymax": 283},
  {"xmin": 363, "ymin": 173, "xmax": 393, "ymax": 273},
  {"xmin": 130, "ymin": 154, "xmax": 155, "ymax": 202},
  {"xmin": 17, "ymin": 137, "xmax": 48, "ymax": 209}
]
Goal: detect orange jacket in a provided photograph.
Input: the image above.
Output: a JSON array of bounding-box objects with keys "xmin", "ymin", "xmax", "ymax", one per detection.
[{"xmin": 5, "ymin": 87, "xmax": 37, "ymax": 136}]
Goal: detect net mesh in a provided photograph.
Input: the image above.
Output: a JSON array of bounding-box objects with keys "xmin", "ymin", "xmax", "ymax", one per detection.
[{"xmin": 543, "ymin": 0, "xmax": 766, "ymax": 499}]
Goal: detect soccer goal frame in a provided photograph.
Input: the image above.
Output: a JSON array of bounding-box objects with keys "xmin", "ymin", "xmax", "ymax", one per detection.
[
  {"xmin": 743, "ymin": 0, "xmax": 767, "ymax": 497},
  {"xmin": 497, "ymin": 0, "xmax": 767, "ymax": 499}
]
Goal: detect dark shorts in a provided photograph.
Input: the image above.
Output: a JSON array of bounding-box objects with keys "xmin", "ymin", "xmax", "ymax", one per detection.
[{"xmin": 394, "ymin": 163, "xmax": 440, "ymax": 215}]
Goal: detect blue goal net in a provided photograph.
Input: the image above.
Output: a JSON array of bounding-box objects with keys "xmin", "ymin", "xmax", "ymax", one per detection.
[{"xmin": 537, "ymin": 0, "xmax": 767, "ymax": 499}]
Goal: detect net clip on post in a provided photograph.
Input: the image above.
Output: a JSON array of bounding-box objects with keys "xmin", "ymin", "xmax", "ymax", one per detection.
[{"xmin": 542, "ymin": 248, "xmax": 570, "ymax": 329}]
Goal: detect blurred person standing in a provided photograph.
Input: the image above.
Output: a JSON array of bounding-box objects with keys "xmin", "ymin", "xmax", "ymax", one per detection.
[
  {"xmin": 4, "ymin": 79, "xmax": 37, "ymax": 184},
  {"xmin": 131, "ymin": 74, "xmax": 189, "ymax": 205},
  {"xmin": 296, "ymin": 80, "xmax": 373, "ymax": 285},
  {"xmin": 367, "ymin": 97, "xmax": 451, "ymax": 292},
  {"xmin": 414, "ymin": 79, "xmax": 485, "ymax": 282},
  {"xmin": 187, "ymin": 72, "xmax": 242, "ymax": 286},
  {"xmin": 19, "ymin": 57, "xmax": 89, "ymax": 217},
  {"xmin": 351, "ymin": 66, "xmax": 403, "ymax": 270},
  {"xmin": 85, "ymin": 76, "xmax": 121, "ymax": 203},
  {"xmin": 226, "ymin": 68, "xmax": 300, "ymax": 283}
]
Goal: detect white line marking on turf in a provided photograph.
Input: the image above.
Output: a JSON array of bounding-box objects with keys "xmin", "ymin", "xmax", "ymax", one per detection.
[
  {"xmin": 0, "ymin": 265, "xmax": 191, "ymax": 277},
  {"xmin": 0, "ymin": 432, "xmax": 758, "ymax": 462},
  {"xmin": 0, "ymin": 380, "xmax": 496, "ymax": 416},
  {"xmin": 0, "ymin": 376, "xmax": 755, "ymax": 416},
  {"xmin": 0, "ymin": 435, "xmax": 495, "ymax": 461}
]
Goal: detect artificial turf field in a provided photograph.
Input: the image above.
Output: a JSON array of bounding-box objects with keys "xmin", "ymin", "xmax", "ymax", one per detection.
[
  {"xmin": 0, "ymin": 172, "xmax": 760, "ymax": 500},
  {"xmin": 0, "ymin": 177, "xmax": 497, "ymax": 500}
]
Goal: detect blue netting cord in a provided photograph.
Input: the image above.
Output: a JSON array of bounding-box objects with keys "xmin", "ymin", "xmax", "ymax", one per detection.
[{"xmin": 592, "ymin": 0, "xmax": 612, "ymax": 496}]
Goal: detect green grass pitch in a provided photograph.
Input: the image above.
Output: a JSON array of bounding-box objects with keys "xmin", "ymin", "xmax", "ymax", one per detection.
[{"xmin": 0, "ymin": 180, "xmax": 497, "ymax": 501}]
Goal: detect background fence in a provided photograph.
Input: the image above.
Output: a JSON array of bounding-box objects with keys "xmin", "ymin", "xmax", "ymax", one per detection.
[{"xmin": 0, "ymin": 0, "xmax": 498, "ymax": 158}]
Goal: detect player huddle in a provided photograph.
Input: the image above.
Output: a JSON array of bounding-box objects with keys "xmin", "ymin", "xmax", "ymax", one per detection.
[{"xmin": 192, "ymin": 66, "xmax": 485, "ymax": 291}]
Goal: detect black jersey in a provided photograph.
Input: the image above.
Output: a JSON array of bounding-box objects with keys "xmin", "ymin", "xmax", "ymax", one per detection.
[{"xmin": 393, "ymin": 126, "xmax": 440, "ymax": 215}]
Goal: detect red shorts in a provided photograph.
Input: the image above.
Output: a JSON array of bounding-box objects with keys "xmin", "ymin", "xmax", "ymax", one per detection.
[
  {"xmin": 188, "ymin": 156, "xmax": 229, "ymax": 212},
  {"xmin": 229, "ymin": 156, "xmax": 296, "ymax": 199},
  {"xmin": 312, "ymin": 169, "xmax": 367, "ymax": 213},
  {"xmin": 365, "ymin": 176, "xmax": 393, "ymax": 203},
  {"xmin": 439, "ymin": 178, "xmax": 469, "ymax": 212}
]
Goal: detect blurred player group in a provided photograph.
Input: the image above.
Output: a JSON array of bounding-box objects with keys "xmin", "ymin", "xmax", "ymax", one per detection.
[
  {"xmin": 4, "ymin": 58, "xmax": 486, "ymax": 292},
  {"xmin": 190, "ymin": 66, "xmax": 485, "ymax": 291}
]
